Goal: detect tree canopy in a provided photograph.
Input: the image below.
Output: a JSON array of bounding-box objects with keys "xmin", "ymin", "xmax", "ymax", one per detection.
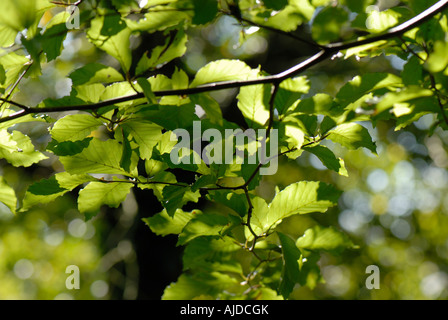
[{"xmin": 1, "ymin": 0, "xmax": 448, "ymax": 300}]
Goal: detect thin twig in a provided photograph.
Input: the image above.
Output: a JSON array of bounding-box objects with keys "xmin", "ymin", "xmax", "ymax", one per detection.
[{"xmin": 0, "ymin": 63, "xmax": 33, "ymax": 111}]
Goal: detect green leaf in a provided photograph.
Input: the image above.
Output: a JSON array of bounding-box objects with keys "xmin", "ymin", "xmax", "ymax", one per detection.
[
  {"xmin": 255, "ymin": 0, "xmax": 315, "ymax": 32},
  {"xmin": 0, "ymin": 130, "xmax": 47, "ymax": 167},
  {"xmin": 145, "ymin": 159, "xmax": 168, "ymax": 177},
  {"xmin": 278, "ymin": 232, "xmax": 302, "ymax": 299},
  {"xmin": 135, "ymin": 103, "xmax": 198, "ymax": 130},
  {"xmin": 343, "ymin": 39, "xmax": 388, "ymax": 60},
  {"xmin": 362, "ymin": 7, "xmax": 409, "ymax": 33},
  {"xmin": 72, "ymin": 84, "xmax": 106, "ymax": 104},
  {"xmin": 69, "ymin": 63, "xmax": 124, "ymax": 86},
  {"xmin": 192, "ymin": 0, "xmax": 218, "ymax": 25},
  {"xmin": 375, "ymin": 86, "xmax": 434, "ymax": 114},
  {"xmin": 47, "ymin": 138, "xmax": 92, "ymax": 156},
  {"xmin": 275, "ymin": 76, "xmax": 310, "ymax": 116},
  {"xmin": 305, "ymin": 145, "xmax": 348, "ymax": 176},
  {"xmin": 126, "ymin": 9, "xmax": 189, "ymax": 33},
  {"xmin": 78, "ymin": 181, "xmax": 133, "ymax": 219},
  {"xmin": 328, "ymin": 122, "xmax": 377, "ymax": 154},
  {"xmin": 269, "ymin": 181, "xmax": 341, "ymax": 218},
  {"xmin": 41, "ymin": 11, "xmax": 69, "ymax": 61},
  {"xmin": 244, "ymin": 196, "xmax": 270, "ymax": 240},
  {"xmin": 0, "ymin": 25, "xmax": 18, "ymax": 47},
  {"xmin": 263, "ymin": 0, "xmax": 288, "ymax": 10},
  {"xmin": 40, "ymin": 95, "xmax": 86, "ymax": 109},
  {"xmin": 237, "ymin": 82, "xmax": 271, "ymax": 128},
  {"xmin": 425, "ymin": 40, "xmax": 448, "ymax": 73},
  {"xmin": 59, "ymin": 138, "xmax": 138, "ymax": 176},
  {"xmin": 0, "ymin": 129, "xmax": 18, "ymax": 153},
  {"xmin": 99, "ymin": 81, "xmax": 138, "ymax": 106},
  {"xmin": 136, "ymin": 29, "xmax": 188, "ymax": 75},
  {"xmin": 190, "ymin": 93, "xmax": 223, "ymax": 125},
  {"xmin": 162, "ymin": 185, "xmax": 201, "ymax": 217},
  {"xmin": 293, "ymin": 93, "xmax": 336, "ymax": 116},
  {"xmin": 0, "ymin": 64, "xmax": 5, "ymax": 85},
  {"xmin": 182, "ymin": 236, "xmax": 242, "ymax": 272},
  {"xmin": 162, "ymin": 272, "xmax": 238, "ymax": 300},
  {"xmin": 21, "ymin": 172, "xmax": 94, "ymax": 211},
  {"xmin": 344, "ymin": 0, "xmax": 374, "ymax": 13},
  {"xmin": 50, "ymin": 114, "xmax": 104, "ymax": 142},
  {"xmin": 87, "ymin": 14, "xmax": 132, "ymax": 72},
  {"xmin": 279, "ymin": 118, "xmax": 306, "ymax": 151},
  {"xmin": 311, "ymin": 6, "xmax": 348, "ymax": 44},
  {"xmin": 22, "ymin": 177, "xmax": 67, "ymax": 210},
  {"xmin": 296, "ymin": 225, "xmax": 357, "ymax": 254},
  {"xmin": 118, "ymin": 128, "xmax": 133, "ymax": 173},
  {"xmin": 0, "ymin": 52, "xmax": 29, "ymax": 90},
  {"xmin": 393, "ymin": 97, "xmax": 440, "ymax": 130},
  {"xmin": 0, "ymin": 176, "xmax": 17, "ymax": 214},
  {"xmin": 137, "ymin": 171, "xmax": 178, "ymax": 202},
  {"xmin": 335, "ymin": 73, "xmax": 402, "ymax": 109},
  {"xmin": 191, "ymin": 174, "xmax": 216, "ymax": 192},
  {"xmin": 0, "ymin": 0, "xmax": 53, "ymax": 32},
  {"xmin": 177, "ymin": 213, "xmax": 237, "ymax": 246},
  {"xmin": 249, "ymin": 182, "xmax": 341, "ymax": 237},
  {"xmin": 190, "ymin": 59, "xmax": 255, "ymax": 87},
  {"xmin": 143, "ymin": 208, "xmax": 199, "ymax": 236},
  {"xmin": 120, "ymin": 119, "xmax": 162, "ymax": 159},
  {"xmin": 208, "ymin": 190, "xmax": 248, "ymax": 217},
  {"xmin": 401, "ymin": 55, "xmax": 424, "ymax": 86},
  {"xmin": 155, "ymin": 131, "xmax": 178, "ymax": 155}
]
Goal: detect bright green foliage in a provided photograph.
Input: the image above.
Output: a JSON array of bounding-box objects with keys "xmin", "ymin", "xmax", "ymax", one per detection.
[
  {"xmin": 295, "ymin": 225, "xmax": 357, "ymax": 254},
  {"xmin": 78, "ymin": 181, "xmax": 133, "ymax": 220},
  {"xmin": 0, "ymin": 0, "xmax": 448, "ymax": 301}
]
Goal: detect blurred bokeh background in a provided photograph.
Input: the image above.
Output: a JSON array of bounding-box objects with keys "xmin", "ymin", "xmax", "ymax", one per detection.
[{"xmin": 1, "ymin": 2, "xmax": 448, "ymax": 299}]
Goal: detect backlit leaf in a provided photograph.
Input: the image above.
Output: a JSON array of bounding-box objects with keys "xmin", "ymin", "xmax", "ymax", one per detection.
[
  {"xmin": 328, "ymin": 122, "xmax": 377, "ymax": 154},
  {"xmin": 78, "ymin": 181, "xmax": 133, "ymax": 219}
]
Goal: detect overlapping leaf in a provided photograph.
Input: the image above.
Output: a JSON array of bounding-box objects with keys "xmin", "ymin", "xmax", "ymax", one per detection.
[
  {"xmin": 59, "ymin": 138, "xmax": 138, "ymax": 176},
  {"xmin": 78, "ymin": 180, "xmax": 133, "ymax": 219}
]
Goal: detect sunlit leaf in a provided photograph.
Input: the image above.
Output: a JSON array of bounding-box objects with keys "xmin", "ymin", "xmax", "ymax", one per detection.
[
  {"xmin": 143, "ymin": 208, "xmax": 199, "ymax": 236},
  {"xmin": 87, "ymin": 14, "xmax": 132, "ymax": 72},
  {"xmin": 50, "ymin": 114, "xmax": 104, "ymax": 142},
  {"xmin": 425, "ymin": 40, "xmax": 448, "ymax": 73},
  {"xmin": 311, "ymin": 6, "xmax": 348, "ymax": 44},
  {"xmin": 41, "ymin": 11, "xmax": 69, "ymax": 61},
  {"xmin": 296, "ymin": 225, "xmax": 357, "ymax": 254},
  {"xmin": 0, "ymin": 176, "xmax": 16, "ymax": 214},
  {"xmin": 59, "ymin": 138, "xmax": 138, "ymax": 176},
  {"xmin": 78, "ymin": 181, "xmax": 133, "ymax": 219},
  {"xmin": 120, "ymin": 119, "xmax": 162, "ymax": 159},
  {"xmin": 69, "ymin": 63, "xmax": 125, "ymax": 86},
  {"xmin": 177, "ymin": 212, "xmax": 234, "ymax": 245},
  {"xmin": 136, "ymin": 29, "xmax": 188, "ymax": 75},
  {"xmin": 305, "ymin": 145, "xmax": 348, "ymax": 176},
  {"xmin": 0, "ymin": 131, "xmax": 47, "ymax": 167},
  {"xmin": 22, "ymin": 172, "xmax": 94, "ymax": 211},
  {"xmin": 190, "ymin": 59, "xmax": 255, "ymax": 87},
  {"xmin": 328, "ymin": 122, "xmax": 377, "ymax": 154},
  {"xmin": 237, "ymin": 82, "xmax": 271, "ymax": 128}
]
